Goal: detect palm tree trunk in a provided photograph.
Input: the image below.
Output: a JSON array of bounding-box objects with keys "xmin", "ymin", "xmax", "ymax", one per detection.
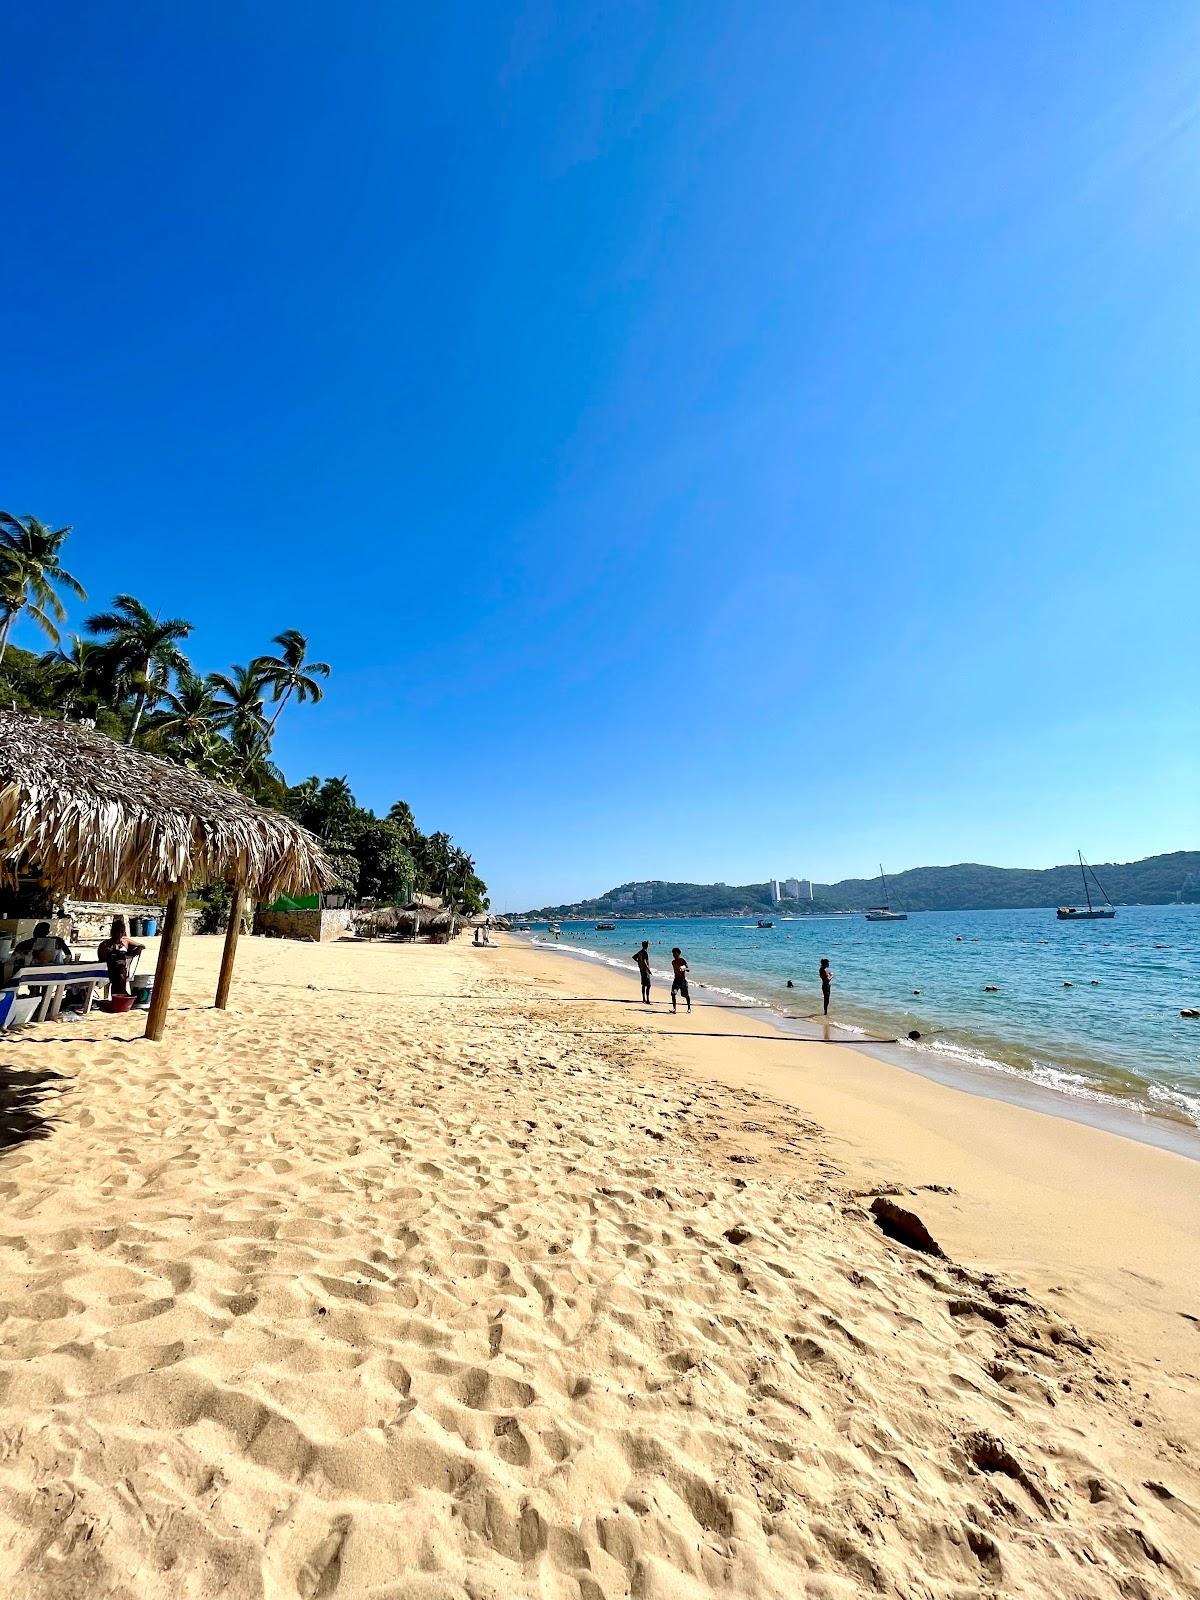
[
  {"xmin": 245, "ymin": 687, "xmax": 293, "ymax": 775},
  {"xmin": 0, "ymin": 609, "xmax": 16, "ymax": 666},
  {"xmin": 127, "ymin": 655, "xmax": 151, "ymax": 743},
  {"xmin": 263, "ymin": 686, "xmax": 293, "ymax": 745}
]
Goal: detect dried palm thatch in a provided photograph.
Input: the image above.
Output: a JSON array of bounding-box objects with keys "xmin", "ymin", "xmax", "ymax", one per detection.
[{"xmin": 0, "ymin": 711, "xmax": 333, "ymax": 902}]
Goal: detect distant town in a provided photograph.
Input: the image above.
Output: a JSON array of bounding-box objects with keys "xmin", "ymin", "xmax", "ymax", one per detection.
[{"xmin": 612, "ymin": 875, "xmax": 813, "ymax": 908}]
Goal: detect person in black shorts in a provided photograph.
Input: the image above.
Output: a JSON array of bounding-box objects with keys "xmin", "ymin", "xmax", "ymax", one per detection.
[
  {"xmin": 632, "ymin": 940, "xmax": 652, "ymax": 1004},
  {"xmin": 819, "ymin": 957, "xmax": 832, "ymax": 1016},
  {"xmin": 670, "ymin": 947, "xmax": 691, "ymax": 1013}
]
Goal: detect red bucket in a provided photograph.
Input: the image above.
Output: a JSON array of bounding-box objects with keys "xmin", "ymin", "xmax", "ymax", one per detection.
[{"xmin": 107, "ymin": 994, "xmax": 136, "ymax": 1014}]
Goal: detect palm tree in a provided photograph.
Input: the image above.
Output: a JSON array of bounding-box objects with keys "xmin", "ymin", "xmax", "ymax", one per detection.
[
  {"xmin": 386, "ymin": 800, "xmax": 417, "ymax": 842},
  {"xmin": 209, "ymin": 662, "xmax": 269, "ymax": 747},
  {"xmin": 308, "ymin": 775, "xmax": 358, "ymax": 843},
  {"xmin": 419, "ymin": 830, "xmax": 454, "ymax": 901},
  {"xmin": 230, "ymin": 728, "xmax": 286, "ymax": 803},
  {"xmin": 0, "ymin": 513, "xmax": 87, "ymax": 663},
  {"xmin": 38, "ymin": 633, "xmax": 101, "ymax": 717},
  {"xmin": 253, "ymin": 629, "xmax": 330, "ymax": 749},
  {"xmin": 150, "ymin": 670, "xmax": 224, "ymax": 772},
  {"xmin": 85, "ymin": 594, "xmax": 193, "ymax": 742}
]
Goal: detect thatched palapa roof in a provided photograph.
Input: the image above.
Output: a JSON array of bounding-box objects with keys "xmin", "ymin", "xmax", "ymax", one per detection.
[{"xmin": 0, "ymin": 711, "xmax": 333, "ymax": 901}]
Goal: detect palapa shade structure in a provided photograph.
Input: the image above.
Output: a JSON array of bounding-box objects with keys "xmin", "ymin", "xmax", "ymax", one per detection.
[{"xmin": 0, "ymin": 711, "xmax": 333, "ymax": 1038}]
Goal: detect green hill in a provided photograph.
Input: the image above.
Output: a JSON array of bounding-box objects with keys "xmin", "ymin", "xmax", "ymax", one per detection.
[{"xmin": 522, "ymin": 852, "xmax": 1200, "ymax": 918}]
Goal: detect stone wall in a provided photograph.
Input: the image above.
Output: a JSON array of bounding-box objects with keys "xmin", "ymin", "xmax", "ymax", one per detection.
[
  {"xmin": 254, "ymin": 908, "xmax": 357, "ymax": 943},
  {"xmin": 63, "ymin": 900, "xmax": 203, "ymax": 943}
]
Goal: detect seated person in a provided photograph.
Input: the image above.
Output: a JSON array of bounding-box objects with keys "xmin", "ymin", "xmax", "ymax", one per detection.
[
  {"xmin": 12, "ymin": 921, "xmax": 73, "ymax": 970},
  {"xmin": 98, "ymin": 917, "xmax": 145, "ymax": 996}
]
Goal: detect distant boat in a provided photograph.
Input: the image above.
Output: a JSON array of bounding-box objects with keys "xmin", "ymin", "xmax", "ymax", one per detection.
[
  {"xmin": 865, "ymin": 864, "xmax": 908, "ymax": 921},
  {"xmin": 757, "ymin": 919, "xmax": 774, "ymax": 928},
  {"xmin": 1057, "ymin": 852, "xmax": 1116, "ymax": 920},
  {"xmin": 595, "ymin": 921, "xmax": 616, "ymax": 930}
]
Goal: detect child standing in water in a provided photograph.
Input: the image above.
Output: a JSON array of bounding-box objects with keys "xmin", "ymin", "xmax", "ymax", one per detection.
[{"xmin": 819, "ymin": 958, "xmax": 832, "ymax": 1016}]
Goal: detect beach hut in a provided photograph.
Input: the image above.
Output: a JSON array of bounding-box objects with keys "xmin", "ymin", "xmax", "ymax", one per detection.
[{"xmin": 0, "ymin": 710, "xmax": 332, "ymax": 1040}]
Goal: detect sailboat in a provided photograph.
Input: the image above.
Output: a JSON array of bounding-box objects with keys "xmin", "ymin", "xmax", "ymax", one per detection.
[
  {"xmin": 865, "ymin": 864, "xmax": 908, "ymax": 921},
  {"xmin": 1056, "ymin": 852, "xmax": 1116, "ymax": 920}
]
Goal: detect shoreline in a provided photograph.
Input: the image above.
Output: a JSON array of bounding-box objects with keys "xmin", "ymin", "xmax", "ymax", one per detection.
[
  {"xmin": 501, "ymin": 933, "xmax": 1200, "ymax": 1420},
  {"xmin": 2, "ymin": 931, "xmax": 1199, "ymax": 1595},
  {"xmin": 517, "ymin": 928, "xmax": 1200, "ymax": 1161}
]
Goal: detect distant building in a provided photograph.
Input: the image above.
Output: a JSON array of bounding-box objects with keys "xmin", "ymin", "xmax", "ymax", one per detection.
[
  {"xmin": 783, "ymin": 877, "xmax": 802, "ymax": 899},
  {"xmin": 769, "ymin": 879, "xmax": 781, "ymax": 904}
]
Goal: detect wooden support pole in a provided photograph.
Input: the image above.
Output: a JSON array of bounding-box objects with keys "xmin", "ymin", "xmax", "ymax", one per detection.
[
  {"xmin": 145, "ymin": 884, "xmax": 188, "ymax": 1042},
  {"xmin": 214, "ymin": 880, "xmax": 244, "ymax": 1011}
]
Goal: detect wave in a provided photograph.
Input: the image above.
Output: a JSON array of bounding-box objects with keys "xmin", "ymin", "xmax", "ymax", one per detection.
[{"xmin": 520, "ymin": 932, "xmax": 1200, "ymax": 1137}]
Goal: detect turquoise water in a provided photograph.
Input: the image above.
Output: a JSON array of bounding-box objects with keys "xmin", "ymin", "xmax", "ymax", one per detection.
[{"xmin": 524, "ymin": 906, "xmax": 1200, "ymax": 1137}]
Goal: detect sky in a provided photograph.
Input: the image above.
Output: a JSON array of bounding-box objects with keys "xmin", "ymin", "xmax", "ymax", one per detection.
[{"xmin": 3, "ymin": 2, "xmax": 1197, "ymax": 909}]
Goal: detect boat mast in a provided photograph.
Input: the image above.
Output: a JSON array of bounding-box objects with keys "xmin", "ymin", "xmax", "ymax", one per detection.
[
  {"xmin": 1086, "ymin": 855, "xmax": 1114, "ymax": 909},
  {"xmin": 879, "ymin": 863, "xmax": 889, "ymax": 910},
  {"xmin": 1079, "ymin": 850, "xmax": 1093, "ymax": 913}
]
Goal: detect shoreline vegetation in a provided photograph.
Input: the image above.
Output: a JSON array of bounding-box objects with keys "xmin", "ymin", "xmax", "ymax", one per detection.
[
  {"xmin": 521, "ymin": 853, "xmax": 1200, "ymax": 920},
  {"xmin": 0, "ymin": 509, "xmax": 489, "ymax": 920},
  {"xmin": 2, "ymin": 932, "xmax": 1197, "ymax": 1596}
]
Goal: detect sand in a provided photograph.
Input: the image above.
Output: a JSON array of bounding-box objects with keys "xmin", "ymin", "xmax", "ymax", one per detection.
[{"xmin": 1, "ymin": 932, "xmax": 1198, "ymax": 1599}]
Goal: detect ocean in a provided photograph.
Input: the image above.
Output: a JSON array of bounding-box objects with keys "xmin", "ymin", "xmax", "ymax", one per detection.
[{"xmin": 519, "ymin": 905, "xmax": 1200, "ymax": 1151}]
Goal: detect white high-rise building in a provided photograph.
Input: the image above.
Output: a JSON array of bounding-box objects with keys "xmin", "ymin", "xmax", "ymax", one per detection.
[
  {"xmin": 769, "ymin": 879, "xmax": 781, "ymax": 904},
  {"xmin": 783, "ymin": 877, "xmax": 802, "ymax": 899}
]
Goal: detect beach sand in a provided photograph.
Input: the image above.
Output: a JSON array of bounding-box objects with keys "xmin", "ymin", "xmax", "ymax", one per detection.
[{"xmin": 1, "ymin": 932, "xmax": 1198, "ymax": 1598}]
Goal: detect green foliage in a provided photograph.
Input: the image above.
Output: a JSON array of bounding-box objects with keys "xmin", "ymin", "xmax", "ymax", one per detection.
[
  {"xmin": 0, "ymin": 517, "xmax": 489, "ymax": 913},
  {"xmin": 283, "ymin": 778, "xmax": 481, "ymax": 908},
  {"xmin": 0, "ymin": 512, "xmax": 87, "ymax": 658},
  {"xmin": 195, "ymin": 880, "xmax": 235, "ymax": 934},
  {"xmin": 353, "ymin": 819, "xmax": 417, "ymax": 904},
  {"xmin": 525, "ymin": 854, "xmax": 1200, "ymax": 918}
]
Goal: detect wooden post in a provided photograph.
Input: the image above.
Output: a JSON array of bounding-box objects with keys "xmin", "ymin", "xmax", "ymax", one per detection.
[
  {"xmin": 145, "ymin": 884, "xmax": 189, "ymax": 1042},
  {"xmin": 214, "ymin": 880, "xmax": 244, "ymax": 1011}
]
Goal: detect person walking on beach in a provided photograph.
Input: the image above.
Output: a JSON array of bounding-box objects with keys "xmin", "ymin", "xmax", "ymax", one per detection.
[
  {"xmin": 819, "ymin": 957, "xmax": 833, "ymax": 1016},
  {"xmin": 632, "ymin": 940, "xmax": 652, "ymax": 1005},
  {"xmin": 670, "ymin": 947, "xmax": 691, "ymax": 1014}
]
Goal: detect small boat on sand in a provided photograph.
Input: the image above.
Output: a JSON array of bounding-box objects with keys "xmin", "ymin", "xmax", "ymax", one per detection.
[{"xmin": 1057, "ymin": 852, "xmax": 1116, "ymax": 920}]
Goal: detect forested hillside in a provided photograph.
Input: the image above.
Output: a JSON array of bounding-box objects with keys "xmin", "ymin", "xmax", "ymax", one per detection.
[{"xmin": 524, "ymin": 853, "xmax": 1200, "ymax": 918}]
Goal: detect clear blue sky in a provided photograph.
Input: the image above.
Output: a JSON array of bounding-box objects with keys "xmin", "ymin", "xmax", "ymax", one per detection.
[{"xmin": 4, "ymin": 3, "xmax": 1197, "ymax": 908}]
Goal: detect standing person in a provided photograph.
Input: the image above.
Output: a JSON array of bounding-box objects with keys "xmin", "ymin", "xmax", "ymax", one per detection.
[
  {"xmin": 98, "ymin": 916, "xmax": 145, "ymax": 998},
  {"xmin": 670, "ymin": 947, "xmax": 691, "ymax": 1014},
  {"xmin": 632, "ymin": 940, "xmax": 652, "ymax": 1005},
  {"xmin": 819, "ymin": 957, "xmax": 833, "ymax": 1016}
]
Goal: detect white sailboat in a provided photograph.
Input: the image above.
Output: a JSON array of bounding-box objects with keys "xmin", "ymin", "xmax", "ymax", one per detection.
[
  {"xmin": 1056, "ymin": 852, "xmax": 1116, "ymax": 920},
  {"xmin": 865, "ymin": 864, "xmax": 908, "ymax": 921}
]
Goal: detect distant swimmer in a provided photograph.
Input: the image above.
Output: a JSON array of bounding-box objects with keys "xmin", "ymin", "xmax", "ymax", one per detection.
[
  {"xmin": 819, "ymin": 958, "xmax": 832, "ymax": 1016},
  {"xmin": 632, "ymin": 940, "xmax": 652, "ymax": 1005},
  {"xmin": 670, "ymin": 948, "xmax": 691, "ymax": 1014}
]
